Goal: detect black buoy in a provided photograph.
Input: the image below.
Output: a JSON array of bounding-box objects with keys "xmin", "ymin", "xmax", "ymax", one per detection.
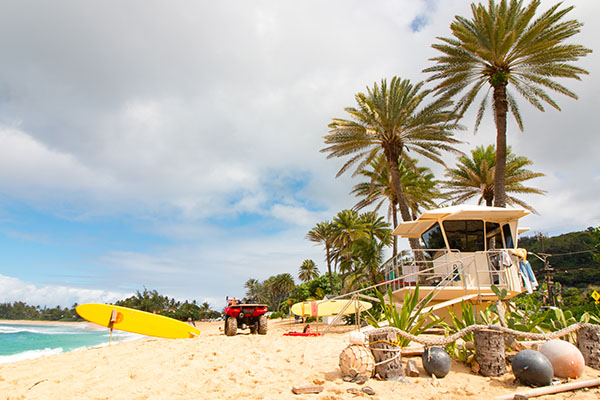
[
  {"xmin": 511, "ymin": 350, "xmax": 554, "ymax": 387},
  {"xmin": 422, "ymin": 347, "xmax": 451, "ymax": 378}
]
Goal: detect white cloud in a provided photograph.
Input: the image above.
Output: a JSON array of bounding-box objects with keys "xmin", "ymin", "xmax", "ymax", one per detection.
[
  {"xmin": 0, "ymin": 0, "xmax": 598, "ymax": 306},
  {"xmin": 0, "ymin": 274, "xmax": 128, "ymax": 308}
]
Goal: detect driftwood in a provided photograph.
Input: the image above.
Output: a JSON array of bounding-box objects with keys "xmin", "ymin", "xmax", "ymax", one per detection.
[
  {"xmin": 368, "ymin": 329, "xmax": 404, "ymax": 380},
  {"xmin": 474, "ymin": 329, "xmax": 506, "ymax": 377},
  {"xmin": 495, "ymin": 377, "xmax": 600, "ymax": 400},
  {"xmin": 291, "ymin": 385, "xmax": 323, "ymax": 395},
  {"xmin": 577, "ymin": 324, "xmax": 600, "ymax": 370}
]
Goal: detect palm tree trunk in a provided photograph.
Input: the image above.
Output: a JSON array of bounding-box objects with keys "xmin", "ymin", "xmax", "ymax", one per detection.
[
  {"xmin": 385, "ymin": 149, "xmax": 422, "ymax": 254},
  {"xmin": 392, "ymin": 202, "xmax": 398, "ymax": 259},
  {"xmin": 493, "ymin": 83, "xmax": 508, "ymax": 208},
  {"xmin": 326, "ymin": 245, "xmax": 335, "ymax": 295}
]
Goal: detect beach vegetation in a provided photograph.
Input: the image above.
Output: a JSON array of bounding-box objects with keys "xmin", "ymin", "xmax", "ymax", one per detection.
[
  {"xmin": 443, "ymin": 145, "xmax": 545, "ymax": 212},
  {"xmin": 425, "ymin": 0, "xmax": 591, "ymax": 208},
  {"xmin": 367, "ymin": 284, "xmax": 440, "ymax": 347}
]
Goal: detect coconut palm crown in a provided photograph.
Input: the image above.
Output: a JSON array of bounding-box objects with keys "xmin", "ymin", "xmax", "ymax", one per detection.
[
  {"xmin": 443, "ymin": 144, "xmax": 546, "ymax": 212},
  {"xmin": 424, "ymin": 0, "xmax": 591, "ymax": 207},
  {"xmin": 322, "ymin": 77, "xmax": 462, "ymax": 238}
]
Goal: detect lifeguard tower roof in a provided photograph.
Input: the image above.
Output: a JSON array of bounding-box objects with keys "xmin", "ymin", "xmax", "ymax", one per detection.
[{"xmin": 393, "ymin": 205, "xmax": 530, "ymax": 238}]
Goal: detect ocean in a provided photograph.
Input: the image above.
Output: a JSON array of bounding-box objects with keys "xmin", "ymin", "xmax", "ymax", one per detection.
[{"xmin": 0, "ymin": 322, "xmax": 141, "ymax": 364}]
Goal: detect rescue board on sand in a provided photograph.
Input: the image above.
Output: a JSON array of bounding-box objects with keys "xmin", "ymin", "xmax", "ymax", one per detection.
[
  {"xmin": 290, "ymin": 299, "xmax": 372, "ymax": 317},
  {"xmin": 76, "ymin": 303, "xmax": 200, "ymax": 339}
]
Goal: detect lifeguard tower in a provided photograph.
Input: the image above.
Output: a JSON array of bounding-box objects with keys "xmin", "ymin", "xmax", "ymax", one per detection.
[{"xmin": 381, "ymin": 205, "xmax": 534, "ymax": 319}]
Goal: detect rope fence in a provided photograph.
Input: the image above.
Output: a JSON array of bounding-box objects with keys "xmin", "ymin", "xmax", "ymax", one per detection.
[{"xmin": 368, "ymin": 322, "xmax": 595, "ymax": 347}]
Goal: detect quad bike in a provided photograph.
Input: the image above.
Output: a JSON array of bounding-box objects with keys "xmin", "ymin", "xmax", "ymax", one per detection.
[{"xmin": 223, "ymin": 298, "xmax": 268, "ymax": 336}]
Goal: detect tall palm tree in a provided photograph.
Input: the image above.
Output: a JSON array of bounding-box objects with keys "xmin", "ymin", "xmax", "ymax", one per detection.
[
  {"xmin": 323, "ymin": 77, "xmax": 461, "ymax": 251},
  {"xmin": 443, "ymin": 144, "xmax": 546, "ymax": 212},
  {"xmin": 331, "ymin": 210, "xmax": 368, "ymax": 274},
  {"xmin": 298, "ymin": 259, "xmax": 320, "ymax": 283},
  {"xmin": 306, "ymin": 221, "xmax": 336, "ymax": 293},
  {"xmin": 424, "ymin": 0, "xmax": 591, "ymax": 207},
  {"xmin": 351, "ymin": 155, "xmax": 443, "ymax": 257}
]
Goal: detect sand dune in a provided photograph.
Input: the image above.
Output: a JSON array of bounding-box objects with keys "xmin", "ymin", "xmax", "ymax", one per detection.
[{"xmin": 0, "ymin": 319, "xmax": 599, "ymax": 399}]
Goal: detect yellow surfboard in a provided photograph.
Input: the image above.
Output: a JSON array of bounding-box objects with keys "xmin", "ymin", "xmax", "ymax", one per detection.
[
  {"xmin": 291, "ymin": 299, "xmax": 372, "ymax": 317},
  {"xmin": 76, "ymin": 303, "xmax": 200, "ymax": 339}
]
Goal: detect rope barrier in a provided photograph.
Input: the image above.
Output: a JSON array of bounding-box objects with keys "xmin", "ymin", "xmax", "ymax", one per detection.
[
  {"xmin": 368, "ymin": 322, "xmax": 596, "ymax": 347},
  {"xmin": 366, "ymin": 322, "xmax": 598, "ymax": 367}
]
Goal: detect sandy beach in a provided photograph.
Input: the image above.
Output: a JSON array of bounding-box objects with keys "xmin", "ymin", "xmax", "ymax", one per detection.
[{"xmin": 0, "ymin": 319, "xmax": 599, "ymax": 400}]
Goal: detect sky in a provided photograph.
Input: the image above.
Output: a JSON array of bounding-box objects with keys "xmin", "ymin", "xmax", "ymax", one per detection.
[{"xmin": 1, "ymin": 1, "xmax": 599, "ymax": 309}]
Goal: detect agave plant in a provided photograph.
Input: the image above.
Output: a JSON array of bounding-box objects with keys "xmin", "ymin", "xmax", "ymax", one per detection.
[
  {"xmin": 444, "ymin": 300, "xmax": 477, "ymax": 363},
  {"xmin": 367, "ymin": 284, "xmax": 440, "ymax": 347},
  {"xmin": 540, "ymin": 308, "xmax": 578, "ymax": 343}
]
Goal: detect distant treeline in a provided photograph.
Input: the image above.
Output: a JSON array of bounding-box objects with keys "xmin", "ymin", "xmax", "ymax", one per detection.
[
  {"xmin": 0, "ymin": 301, "xmax": 81, "ymax": 321},
  {"xmin": 520, "ymin": 227, "xmax": 600, "ymax": 288},
  {"xmin": 115, "ymin": 288, "xmax": 221, "ymax": 321},
  {"xmin": 0, "ymin": 288, "xmax": 221, "ymax": 322}
]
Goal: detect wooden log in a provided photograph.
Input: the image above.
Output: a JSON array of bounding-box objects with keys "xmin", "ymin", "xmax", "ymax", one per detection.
[
  {"xmin": 474, "ymin": 328, "xmax": 506, "ymax": 377},
  {"xmin": 368, "ymin": 329, "xmax": 404, "ymax": 380},
  {"xmin": 577, "ymin": 324, "xmax": 600, "ymax": 370},
  {"xmin": 401, "ymin": 345, "xmax": 425, "ymax": 356},
  {"xmin": 291, "ymin": 385, "xmax": 324, "ymax": 395},
  {"xmin": 495, "ymin": 377, "xmax": 600, "ymax": 400}
]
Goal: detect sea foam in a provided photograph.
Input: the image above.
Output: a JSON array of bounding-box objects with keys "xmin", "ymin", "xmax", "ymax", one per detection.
[{"xmin": 0, "ymin": 347, "xmax": 64, "ymax": 364}]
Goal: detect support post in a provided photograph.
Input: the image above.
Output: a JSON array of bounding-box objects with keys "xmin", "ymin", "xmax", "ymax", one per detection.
[
  {"xmin": 368, "ymin": 328, "xmax": 404, "ymax": 380},
  {"xmin": 578, "ymin": 324, "xmax": 600, "ymax": 370},
  {"xmin": 474, "ymin": 328, "xmax": 506, "ymax": 376}
]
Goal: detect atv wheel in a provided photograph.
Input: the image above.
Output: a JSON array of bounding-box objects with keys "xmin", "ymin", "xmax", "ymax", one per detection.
[
  {"xmin": 257, "ymin": 314, "xmax": 267, "ymax": 335},
  {"xmin": 225, "ymin": 317, "xmax": 237, "ymax": 336}
]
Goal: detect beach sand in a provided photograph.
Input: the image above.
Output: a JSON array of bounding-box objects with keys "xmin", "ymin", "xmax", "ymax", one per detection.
[{"xmin": 0, "ymin": 319, "xmax": 599, "ymax": 399}]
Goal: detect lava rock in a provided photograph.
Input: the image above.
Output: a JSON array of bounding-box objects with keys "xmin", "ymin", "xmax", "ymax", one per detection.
[
  {"xmin": 422, "ymin": 347, "xmax": 451, "ymax": 378},
  {"xmin": 511, "ymin": 350, "xmax": 553, "ymax": 387}
]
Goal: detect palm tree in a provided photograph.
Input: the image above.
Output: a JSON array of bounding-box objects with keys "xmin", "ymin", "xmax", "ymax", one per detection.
[
  {"xmin": 263, "ymin": 273, "xmax": 295, "ymax": 312},
  {"xmin": 344, "ymin": 237, "xmax": 386, "ymax": 290},
  {"xmin": 244, "ymin": 278, "xmax": 264, "ymax": 303},
  {"xmin": 424, "ymin": 0, "xmax": 591, "ymax": 207},
  {"xmin": 306, "ymin": 221, "xmax": 336, "ymax": 293},
  {"xmin": 351, "ymin": 154, "xmax": 443, "ymax": 257},
  {"xmin": 332, "ymin": 209, "xmax": 368, "ymax": 274},
  {"xmin": 323, "ymin": 77, "xmax": 461, "ymax": 251},
  {"xmin": 298, "ymin": 259, "xmax": 320, "ymax": 283},
  {"xmin": 443, "ymin": 144, "xmax": 546, "ymax": 212}
]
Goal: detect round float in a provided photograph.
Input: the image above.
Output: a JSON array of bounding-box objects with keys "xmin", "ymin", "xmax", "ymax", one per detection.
[
  {"xmin": 540, "ymin": 339, "xmax": 585, "ymax": 379},
  {"xmin": 511, "ymin": 350, "xmax": 553, "ymax": 387}
]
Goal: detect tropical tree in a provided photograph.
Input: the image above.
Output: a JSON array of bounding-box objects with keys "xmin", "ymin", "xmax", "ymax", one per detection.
[
  {"xmin": 306, "ymin": 221, "xmax": 337, "ymax": 293},
  {"xmin": 443, "ymin": 144, "xmax": 546, "ymax": 212},
  {"xmin": 351, "ymin": 154, "xmax": 443, "ymax": 257},
  {"xmin": 424, "ymin": 0, "xmax": 591, "ymax": 207},
  {"xmin": 244, "ymin": 278, "xmax": 264, "ymax": 303},
  {"xmin": 298, "ymin": 259, "xmax": 320, "ymax": 283},
  {"xmin": 262, "ymin": 273, "xmax": 296, "ymax": 312},
  {"xmin": 331, "ymin": 209, "xmax": 366, "ymax": 274},
  {"xmin": 323, "ymin": 77, "xmax": 461, "ymax": 251},
  {"xmin": 342, "ymin": 212, "xmax": 392, "ymax": 289}
]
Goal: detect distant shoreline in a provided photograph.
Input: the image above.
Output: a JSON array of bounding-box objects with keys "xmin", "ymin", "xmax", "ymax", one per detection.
[{"xmin": 0, "ymin": 319, "xmax": 90, "ymax": 327}]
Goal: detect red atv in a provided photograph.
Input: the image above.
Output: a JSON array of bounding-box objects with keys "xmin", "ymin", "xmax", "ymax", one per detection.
[{"xmin": 223, "ymin": 298, "xmax": 268, "ymax": 336}]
